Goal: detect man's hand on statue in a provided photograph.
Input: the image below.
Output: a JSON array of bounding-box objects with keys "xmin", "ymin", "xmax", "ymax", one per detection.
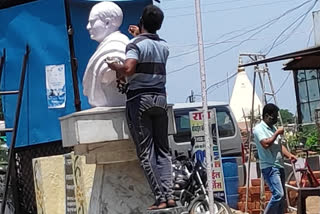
[
  {"xmin": 105, "ymin": 56, "xmax": 122, "ymax": 65},
  {"xmin": 105, "ymin": 57, "xmax": 122, "ymax": 71},
  {"xmin": 106, "ymin": 62, "xmax": 117, "ymax": 71},
  {"xmin": 128, "ymin": 25, "xmax": 140, "ymax": 37},
  {"xmin": 116, "ymin": 71, "xmax": 124, "ymax": 79}
]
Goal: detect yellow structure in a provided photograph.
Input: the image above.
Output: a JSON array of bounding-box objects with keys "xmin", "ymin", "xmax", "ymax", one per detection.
[{"xmin": 33, "ymin": 153, "xmax": 96, "ymax": 214}]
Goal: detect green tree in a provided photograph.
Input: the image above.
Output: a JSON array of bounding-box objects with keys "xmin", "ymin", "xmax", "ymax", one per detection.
[
  {"xmin": 300, "ymin": 125, "xmax": 319, "ymax": 149},
  {"xmin": 280, "ymin": 109, "xmax": 295, "ymax": 125}
]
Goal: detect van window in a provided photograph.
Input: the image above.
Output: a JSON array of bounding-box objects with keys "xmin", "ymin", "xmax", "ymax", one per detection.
[
  {"xmin": 216, "ymin": 110, "xmax": 236, "ymax": 137},
  {"xmin": 173, "ymin": 107, "xmax": 236, "ymax": 143}
]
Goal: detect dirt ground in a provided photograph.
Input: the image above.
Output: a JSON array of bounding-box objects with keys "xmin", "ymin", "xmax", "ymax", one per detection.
[{"xmin": 231, "ymin": 196, "xmax": 320, "ymax": 214}]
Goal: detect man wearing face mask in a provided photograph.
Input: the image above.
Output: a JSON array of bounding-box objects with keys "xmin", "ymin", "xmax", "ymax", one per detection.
[{"xmin": 253, "ymin": 103, "xmax": 297, "ymax": 214}]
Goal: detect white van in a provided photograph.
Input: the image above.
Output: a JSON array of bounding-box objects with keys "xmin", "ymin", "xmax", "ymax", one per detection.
[{"xmin": 168, "ymin": 101, "xmax": 246, "ymax": 186}]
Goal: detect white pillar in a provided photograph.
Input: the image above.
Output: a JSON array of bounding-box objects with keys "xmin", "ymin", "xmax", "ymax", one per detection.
[{"xmin": 313, "ymin": 10, "xmax": 320, "ymax": 45}]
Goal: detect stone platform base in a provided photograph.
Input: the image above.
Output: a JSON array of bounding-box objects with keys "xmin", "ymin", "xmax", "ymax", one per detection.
[
  {"xmin": 89, "ymin": 160, "xmax": 154, "ymax": 214},
  {"xmin": 147, "ymin": 207, "xmax": 188, "ymax": 214}
]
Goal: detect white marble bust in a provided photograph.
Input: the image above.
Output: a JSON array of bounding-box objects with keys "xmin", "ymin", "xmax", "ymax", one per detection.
[{"xmin": 83, "ymin": 2, "xmax": 129, "ymax": 107}]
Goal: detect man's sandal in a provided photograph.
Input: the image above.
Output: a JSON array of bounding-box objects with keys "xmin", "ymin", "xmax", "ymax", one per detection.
[
  {"xmin": 167, "ymin": 199, "xmax": 176, "ymax": 208},
  {"xmin": 157, "ymin": 202, "xmax": 167, "ymax": 209},
  {"xmin": 147, "ymin": 203, "xmax": 158, "ymax": 210}
]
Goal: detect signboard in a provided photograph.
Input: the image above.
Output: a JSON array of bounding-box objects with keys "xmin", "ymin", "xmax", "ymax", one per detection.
[{"xmin": 189, "ymin": 109, "xmax": 225, "ymax": 192}]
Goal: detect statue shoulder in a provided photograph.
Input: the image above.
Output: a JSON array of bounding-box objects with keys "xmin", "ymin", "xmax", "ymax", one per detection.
[{"xmin": 114, "ymin": 31, "xmax": 130, "ymax": 44}]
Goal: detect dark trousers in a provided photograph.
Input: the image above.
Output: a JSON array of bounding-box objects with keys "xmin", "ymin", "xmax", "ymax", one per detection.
[{"xmin": 126, "ymin": 93, "xmax": 173, "ymax": 203}]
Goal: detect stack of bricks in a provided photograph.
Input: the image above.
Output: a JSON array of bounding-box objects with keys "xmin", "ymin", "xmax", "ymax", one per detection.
[
  {"xmin": 287, "ymin": 170, "xmax": 320, "ymax": 207},
  {"xmin": 237, "ymin": 171, "xmax": 320, "ymax": 213},
  {"xmin": 287, "ymin": 180, "xmax": 298, "ymax": 207},
  {"xmin": 237, "ymin": 178, "xmax": 272, "ymax": 214}
]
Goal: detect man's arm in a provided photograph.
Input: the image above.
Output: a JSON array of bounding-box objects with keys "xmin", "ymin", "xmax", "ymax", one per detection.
[
  {"xmin": 282, "ymin": 145, "xmax": 297, "ymax": 161},
  {"xmin": 107, "ymin": 58, "xmax": 137, "ymax": 77},
  {"xmin": 259, "ymin": 128, "xmax": 284, "ymax": 149}
]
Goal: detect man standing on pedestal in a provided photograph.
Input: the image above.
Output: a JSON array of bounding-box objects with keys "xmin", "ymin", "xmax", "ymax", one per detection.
[{"xmin": 107, "ymin": 5, "xmax": 175, "ymax": 210}]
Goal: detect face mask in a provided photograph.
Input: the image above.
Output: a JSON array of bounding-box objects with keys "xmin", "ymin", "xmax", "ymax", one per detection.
[{"xmin": 267, "ymin": 113, "xmax": 278, "ymax": 125}]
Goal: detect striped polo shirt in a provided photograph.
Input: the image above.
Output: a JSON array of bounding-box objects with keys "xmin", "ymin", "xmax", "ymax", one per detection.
[{"xmin": 125, "ymin": 33, "xmax": 169, "ymax": 94}]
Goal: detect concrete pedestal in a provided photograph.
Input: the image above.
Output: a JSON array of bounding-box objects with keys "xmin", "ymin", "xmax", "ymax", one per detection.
[
  {"xmin": 59, "ymin": 106, "xmax": 176, "ymax": 214},
  {"xmin": 90, "ymin": 161, "xmax": 153, "ymax": 214}
]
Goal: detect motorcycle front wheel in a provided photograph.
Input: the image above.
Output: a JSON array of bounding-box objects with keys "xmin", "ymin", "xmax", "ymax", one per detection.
[{"xmin": 190, "ymin": 200, "xmax": 232, "ymax": 214}]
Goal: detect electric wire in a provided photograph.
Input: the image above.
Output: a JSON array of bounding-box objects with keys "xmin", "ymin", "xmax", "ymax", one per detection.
[
  {"xmin": 168, "ymin": 0, "xmax": 313, "ymax": 59},
  {"xmin": 167, "ymin": 0, "xmax": 313, "ymax": 75},
  {"xmin": 263, "ymin": 0, "xmax": 318, "ymax": 55},
  {"xmin": 206, "ymin": 72, "xmax": 238, "ymax": 94},
  {"xmin": 206, "ymin": 0, "xmax": 315, "ymax": 60},
  {"xmin": 202, "ymin": 12, "xmax": 295, "ymax": 63},
  {"xmin": 166, "ymin": 0, "xmax": 296, "ymax": 18},
  {"xmin": 275, "ymin": 72, "xmax": 291, "ymax": 95},
  {"xmin": 167, "ymin": 1, "xmax": 316, "ymax": 99},
  {"xmin": 306, "ymin": 25, "xmax": 315, "ymax": 47},
  {"xmin": 267, "ymin": 72, "xmax": 292, "ymax": 102},
  {"xmin": 169, "ymin": 40, "xmax": 243, "ymax": 59},
  {"xmin": 163, "ymin": 0, "xmax": 259, "ymax": 11},
  {"xmin": 169, "ymin": 31, "xmax": 307, "ymax": 60},
  {"xmin": 211, "ymin": 0, "xmax": 312, "ymax": 44}
]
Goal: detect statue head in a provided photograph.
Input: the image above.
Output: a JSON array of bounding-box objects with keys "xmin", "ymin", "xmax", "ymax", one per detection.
[{"xmin": 87, "ymin": 2, "xmax": 123, "ymax": 43}]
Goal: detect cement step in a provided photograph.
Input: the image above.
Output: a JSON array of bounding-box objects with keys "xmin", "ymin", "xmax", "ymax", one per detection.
[{"xmin": 146, "ymin": 206, "xmax": 188, "ymax": 214}]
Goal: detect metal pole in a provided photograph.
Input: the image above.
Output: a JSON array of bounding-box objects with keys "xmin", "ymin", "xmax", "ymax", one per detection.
[
  {"xmin": 194, "ymin": 1, "xmax": 214, "ymax": 213},
  {"xmin": 0, "ymin": 49, "xmax": 6, "ymax": 84},
  {"xmin": 64, "ymin": 0, "xmax": 81, "ymax": 112},
  {"xmin": 1, "ymin": 45, "xmax": 29, "ymax": 214},
  {"xmin": 245, "ymin": 70, "xmax": 257, "ymax": 214}
]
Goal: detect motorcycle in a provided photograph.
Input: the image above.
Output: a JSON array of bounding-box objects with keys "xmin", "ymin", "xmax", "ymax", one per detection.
[{"xmin": 172, "ymin": 155, "xmax": 232, "ymax": 214}]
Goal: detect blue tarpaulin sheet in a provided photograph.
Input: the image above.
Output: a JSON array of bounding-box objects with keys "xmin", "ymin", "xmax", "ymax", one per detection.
[{"xmin": 0, "ymin": 0, "xmax": 152, "ymax": 147}]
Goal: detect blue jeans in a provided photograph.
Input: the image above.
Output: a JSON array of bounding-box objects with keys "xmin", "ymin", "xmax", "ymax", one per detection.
[{"xmin": 261, "ymin": 167, "xmax": 286, "ymax": 214}]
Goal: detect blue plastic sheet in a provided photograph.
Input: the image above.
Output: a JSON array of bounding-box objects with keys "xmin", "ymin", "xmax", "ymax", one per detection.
[{"xmin": 0, "ymin": 0, "xmax": 152, "ymax": 147}]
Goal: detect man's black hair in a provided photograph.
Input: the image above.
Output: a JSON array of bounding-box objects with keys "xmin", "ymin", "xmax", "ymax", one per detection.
[
  {"xmin": 141, "ymin": 5, "xmax": 164, "ymax": 33},
  {"xmin": 262, "ymin": 103, "xmax": 279, "ymax": 118}
]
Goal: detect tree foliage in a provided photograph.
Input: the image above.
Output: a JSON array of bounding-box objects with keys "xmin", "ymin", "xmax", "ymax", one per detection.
[
  {"xmin": 280, "ymin": 109, "xmax": 295, "ymax": 125},
  {"xmin": 286, "ymin": 124, "xmax": 319, "ymax": 151}
]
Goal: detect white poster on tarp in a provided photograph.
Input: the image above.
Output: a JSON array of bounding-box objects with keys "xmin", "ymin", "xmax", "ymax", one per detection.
[{"xmin": 45, "ymin": 64, "xmax": 66, "ymax": 109}]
